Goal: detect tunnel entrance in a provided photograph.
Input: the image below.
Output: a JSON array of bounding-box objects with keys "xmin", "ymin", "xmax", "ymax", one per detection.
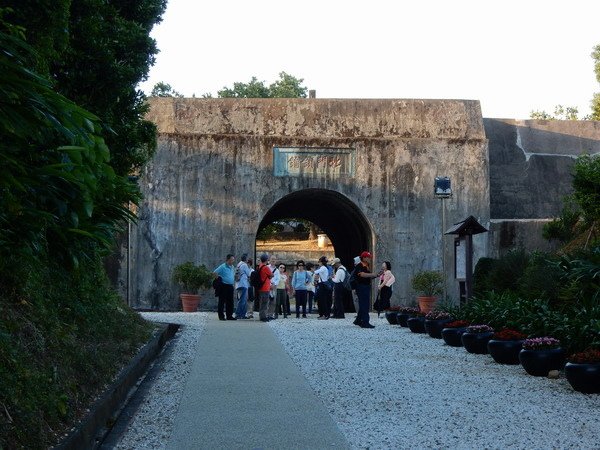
[{"xmin": 256, "ymin": 189, "xmax": 374, "ymax": 270}]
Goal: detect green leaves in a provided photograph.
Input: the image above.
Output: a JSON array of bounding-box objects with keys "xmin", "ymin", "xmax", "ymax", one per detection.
[
  {"xmin": 0, "ymin": 30, "xmax": 141, "ymax": 267},
  {"xmin": 217, "ymin": 72, "xmax": 308, "ymax": 99}
]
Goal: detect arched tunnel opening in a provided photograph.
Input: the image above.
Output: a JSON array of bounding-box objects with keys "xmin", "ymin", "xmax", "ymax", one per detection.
[{"xmin": 255, "ymin": 189, "xmax": 373, "ymax": 270}]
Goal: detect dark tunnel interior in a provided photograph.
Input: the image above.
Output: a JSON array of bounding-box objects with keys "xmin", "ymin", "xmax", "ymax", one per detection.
[{"xmin": 256, "ymin": 189, "xmax": 373, "ymax": 269}]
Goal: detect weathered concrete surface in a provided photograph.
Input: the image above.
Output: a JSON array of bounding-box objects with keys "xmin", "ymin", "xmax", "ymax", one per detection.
[
  {"xmin": 167, "ymin": 316, "xmax": 350, "ymax": 450},
  {"xmin": 485, "ymin": 118, "xmax": 600, "ymax": 256},
  {"xmin": 124, "ymin": 98, "xmax": 490, "ymax": 310}
]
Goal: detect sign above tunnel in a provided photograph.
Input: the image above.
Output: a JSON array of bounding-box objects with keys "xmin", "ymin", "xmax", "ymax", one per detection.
[{"xmin": 273, "ymin": 147, "xmax": 356, "ymax": 177}]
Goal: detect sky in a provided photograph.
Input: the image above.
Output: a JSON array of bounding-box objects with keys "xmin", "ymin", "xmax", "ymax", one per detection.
[{"xmin": 139, "ymin": 0, "xmax": 600, "ymax": 119}]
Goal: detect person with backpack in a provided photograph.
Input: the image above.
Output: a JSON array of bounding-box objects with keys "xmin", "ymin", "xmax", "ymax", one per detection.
[
  {"xmin": 331, "ymin": 257, "xmax": 349, "ymax": 319},
  {"xmin": 254, "ymin": 254, "xmax": 274, "ymax": 322},
  {"xmin": 291, "ymin": 260, "xmax": 311, "ymax": 318},
  {"xmin": 213, "ymin": 254, "xmax": 236, "ymax": 321},
  {"xmin": 353, "ymin": 251, "xmax": 382, "ymax": 328},
  {"xmin": 234, "ymin": 254, "xmax": 252, "ymax": 319}
]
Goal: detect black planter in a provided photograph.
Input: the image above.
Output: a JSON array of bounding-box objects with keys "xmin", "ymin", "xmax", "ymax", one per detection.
[
  {"xmin": 407, "ymin": 317, "xmax": 426, "ymax": 333},
  {"xmin": 487, "ymin": 340, "xmax": 524, "ymax": 365},
  {"xmin": 441, "ymin": 327, "xmax": 467, "ymax": 347},
  {"xmin": 461, "ymin": 331, "xmax": 494, "ymax": 354},
  {"xmin": 424, "ymin": 319, "xmax": 453, "ymax": 339},
  {"xmin": 385, "ymin": 311, "xmax": 399, "ymax": 325},
  {"xmin": 397, "ymin": 313, "xmax": 412, "ymax": 327},
  {"xmin": 565, "ymin": 362, "xmax": 600, "ymax": 394},
  {"xmin": 519, "ymin": 348, "xmax": 565, "ymax": 376}
]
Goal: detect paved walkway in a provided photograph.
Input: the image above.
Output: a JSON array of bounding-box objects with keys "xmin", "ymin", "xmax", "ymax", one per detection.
[{"xmin": 167, "ymin": 315, "xmax": 350, "ymax": 450}]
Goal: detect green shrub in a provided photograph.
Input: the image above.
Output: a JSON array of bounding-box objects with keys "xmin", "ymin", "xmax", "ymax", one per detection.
[
  {"xmin": 0, "ymin": 253, "xmax": 152, "ymax": 449},
  {"xmin": 517, "ymin": 253, "xmax": 561, "ymax": 303},
  {"xmin": 487, "ymin": 249, "xmax": 530, "ymax": 293},
  {"xmin": 473, "ymin": 257, "xmax": 497, "ymax": 296},
  {"xmin": 172, "ymin": 261, "xmax": 213, "ymax": 294},
  {"xmin": 411, "ymin": 270, "xmax": 443, "ymax": 297},
  {"xmin": 572, "ymin": 154, "xmax": 600, "ymax": 224},
  {"xmin": 542, "ymin": 202, "xmax": 581, "ymax": 242}
]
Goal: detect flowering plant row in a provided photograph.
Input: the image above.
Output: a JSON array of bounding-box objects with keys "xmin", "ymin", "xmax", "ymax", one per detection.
[
  {"xmin": 465, "ymin": 324, "xmax": 494, "ymax": 334},
  {"xmin": 425, "ymin": 311, "xmax": 452, "ymax": 320},
  {"xmin": 567, "ymin": 348, "xmax": 600, "ymax": 364},
  {"xmin": 522, "ymin": 337, "xmax": 561, "ymax": 350},
  {"xmin": 398, "ymin": 306, "xmax": 420, "ymax": 314},
  {"xmin": 444, "ymin": 320, "xmax": 469, "ymax": 328},
  {"xmin": 492, "ymin": 329, "xmax": 527, "ymax": 341}
]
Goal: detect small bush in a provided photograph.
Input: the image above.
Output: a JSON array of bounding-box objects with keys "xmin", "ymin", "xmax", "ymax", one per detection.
[{"xmin": 0, "ymin": 253, "xmax": 152, "ymax": 448}]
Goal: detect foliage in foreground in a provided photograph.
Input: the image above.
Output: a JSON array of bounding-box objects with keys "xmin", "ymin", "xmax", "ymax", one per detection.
[
  {"xmin": 2, "ymin": 0, "xmax": 167, "ymax": 176},
  {"xmin": 543, "ymin": 154, "xmax": 600, "ymax": 244},
  {"xmin": 0, "ymin": 29, "xmax": 140, "ymax": 269},
  {"xmin": 0, "ymin": 254, "xmax": 153, "ymax": 449},
  {"xmin": 446, "ymin": 247, "xmax": 600, "ymax": 354}
]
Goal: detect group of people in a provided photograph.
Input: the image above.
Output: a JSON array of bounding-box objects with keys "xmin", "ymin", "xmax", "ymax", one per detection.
[{"xmin": 212, "ymin": 251, "xmax": 396, "ymax": 329}]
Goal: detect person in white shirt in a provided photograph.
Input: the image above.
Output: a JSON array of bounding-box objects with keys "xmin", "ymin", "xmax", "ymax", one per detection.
[
  {"xmin": 267, "ymin": 260, "xmax": 280, "ymax": 319},
  {"xmin": 305, "ymin": 262, "xmax": 316, "ymax": 314},
  {"xmin": 331, "ymin": 257, "xmax": 348, "ymax": 319},
  {"xmin": 234, "ymin": 254, "xmax": 252, "ymax": 319},
  {"xmin": 314, "ymin": 256, "xmax": 332, "ymax": 319}
]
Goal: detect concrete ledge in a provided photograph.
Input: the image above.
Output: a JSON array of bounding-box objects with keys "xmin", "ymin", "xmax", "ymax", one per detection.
[{"xmin": 54, "ymin": 322, "xmax": 179, "ymax": 450}]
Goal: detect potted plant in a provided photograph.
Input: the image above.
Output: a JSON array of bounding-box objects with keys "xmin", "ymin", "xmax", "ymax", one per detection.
[
  {"xmin": 411, "ymin": 270, "xmax": 443, "ymax": 313},
  {"xmin": 397, "ymin": 306, "xmax": 419, "ymax": 327},
  {"xmin": 461, "ymin": 324, "xmax": 495, "ymax": 354},
  {"xmin": 565, "ymin": 348, "xmax": 600, "ymax": 394},
  {"xmin": 487, "ymin": 329, "xmax": 527, "ymax": 365},
  {"xmin": 172, "ymin": 261, "xmax": 213, "ymax": 312},
  {"xmin": 424, "ymin": 311, "xmax": 453, "ymax": 339},
  {"xmin": 407, "ymin": 310, "xmax": 426, "ymax": 333},
  {"xmin": 441, "ymin": 320, "xmax": 470, "ymax": 347},
  {"xmin": 519, "ymin": 337, "xmax": 565, "ymax": 377}
]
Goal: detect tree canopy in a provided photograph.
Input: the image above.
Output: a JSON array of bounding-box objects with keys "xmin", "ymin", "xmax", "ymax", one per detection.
[
  {"xmin": 591, "ymin": 44, "xmax": 600, "ymax": 120},
  {"xmin": 530, "ymin": 105, "xmax": 580, "ymax": 120},
  {"xmin": 217, "ymin": 72, "xmax": 307, "ymax": 98},
  {"xmin": 2, "ymin": 0, "xmax": 167, "ymax": 176},
  {"xmin": 150, "ymin": 81, "xmax": 183, "ymax": 98}
]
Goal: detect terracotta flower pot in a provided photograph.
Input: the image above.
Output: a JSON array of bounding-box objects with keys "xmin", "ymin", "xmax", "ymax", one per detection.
[
  {"xmin": 417, "ymin": 296, "xmax": 437, "ymax": 314},
  {"xmin": 180, "ymin": 293, "xmax": 200, "ymax": 312},
  {"xmin": 565, "ymin": 362, "xmax": 600, "ymax": 394}
]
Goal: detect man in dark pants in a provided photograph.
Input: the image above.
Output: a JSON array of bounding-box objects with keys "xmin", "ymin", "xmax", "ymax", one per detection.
[
  {"xmin": 354, "ymin": 251, "xmax": 381, "ymax": 328},
  {"xmin": 213, "ymin": 254, "xmax": 236, "ymax": 320},
  {"xmin": 331, "ymin": 257, "xmax": 347, "ymax": 318}
]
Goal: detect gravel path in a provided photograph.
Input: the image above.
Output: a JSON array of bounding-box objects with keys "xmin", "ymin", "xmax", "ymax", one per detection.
[
  {"xmin": 269, "ymin": 314, "xmax": 600, "ymax": 450},
  {"xmin": 115, "ymin": 312, "xmax": 208, "ymax": 450},
  {"xmin": 114, "ymin": 312, "xmax": 600, "ymax": 450}
]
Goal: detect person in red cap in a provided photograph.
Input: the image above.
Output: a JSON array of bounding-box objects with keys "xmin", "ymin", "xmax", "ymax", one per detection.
[{"xmin": 354, "ymin": 251, "xmax": 381, "ymax": 328}]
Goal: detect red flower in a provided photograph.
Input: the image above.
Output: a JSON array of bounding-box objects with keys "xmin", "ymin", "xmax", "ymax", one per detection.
[
  {"xmin": 568, "ymin": 348, "xmax": 600, "ymax": 364},
  {"xmin": 492, "ymin": 329, "xmax": 527, "ymax": 341},
  {"xmin": 444, "ymin": 320, "xmax": 469, "ymax": 328}
]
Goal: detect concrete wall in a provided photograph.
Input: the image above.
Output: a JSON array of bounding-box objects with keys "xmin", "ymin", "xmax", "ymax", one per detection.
[
  {"xmin": 485, "ymin": 119, "xmax": 600, "ymax": 256},
  {"xmin": 123, "ymin": 98, "xmax": 490, "ymax": 310}
]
